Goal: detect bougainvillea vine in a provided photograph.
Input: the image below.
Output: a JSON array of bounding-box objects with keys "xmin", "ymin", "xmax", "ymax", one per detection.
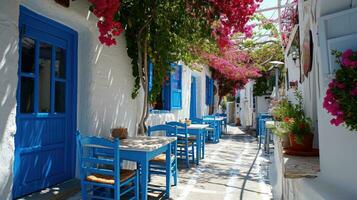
[
  {"xmin": 88, "ymin": 0, "xmax": 124, "ymax": 46},
  {"xmin": 211, "ymin": 0, "xmax": 263, "ymax": 49}
]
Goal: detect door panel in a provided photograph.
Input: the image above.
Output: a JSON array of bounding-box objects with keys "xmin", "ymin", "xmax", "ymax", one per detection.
[{"xmin": 14, "ymin": 6, "xmax": 77, "ymax": 198}]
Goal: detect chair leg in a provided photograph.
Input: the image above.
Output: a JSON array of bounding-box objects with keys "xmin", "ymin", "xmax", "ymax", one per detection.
[
  {"xmin": 148, "ymin": 167, "xmax": 151, "ymax": 182},
  {"xmin": 173, "ymin": 163, "xmax": 178, "ymax": 186},
  {"xmin": 81, "ymin": 183, "xmax": 87, "ymax": 200},
  {"xmin": 135, "ymin": 172, "xmax": 140, "ymax": 200},
  {"xmin": 192, "ymin": 143, "xmax": 195, "ymax": 164},
  {"xmin": 185, "ymin": 145, "xmax": 190, "ymax": 168}
]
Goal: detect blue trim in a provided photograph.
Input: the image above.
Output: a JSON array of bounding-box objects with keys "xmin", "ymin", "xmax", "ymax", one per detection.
[
  {"xmin": 14, "ymin": 6, "xmax": 78, "ymax": 198},
  {"xmin": 169, "ymin": 63, "xmax": 182, "ymax": 110}
]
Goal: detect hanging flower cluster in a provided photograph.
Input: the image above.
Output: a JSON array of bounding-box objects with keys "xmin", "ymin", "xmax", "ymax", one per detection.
[
  {"xmin": 201, "ymin": 47, "xmax": 261, "ymax": 82},
  {"xmin": 210, "ymin": 0, "xmax": 262, "ymax": 49},
  {"xmin": 280, "ymin": 0, "xmax": 298, "ymax": 46},
  {"xmin": 88, "ymin": 0, "xmax": 124, "ymax": 46},
  {"xmin": 323, "ymin": 49, "xmax": 357, "ymax": 131}
]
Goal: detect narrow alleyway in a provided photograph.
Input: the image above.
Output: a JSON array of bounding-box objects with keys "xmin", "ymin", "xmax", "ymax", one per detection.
[
  {"xmin": 66, "ymin": 126, "xmax": 272, "ymax": 200},
  {"xmin": 165, "ymin": 126, "xmax": 273, "ymax": 200}
]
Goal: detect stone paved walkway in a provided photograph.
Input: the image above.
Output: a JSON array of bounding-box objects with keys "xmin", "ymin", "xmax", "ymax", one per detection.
[
  {"xmin": 69, "ymin": 126, "xmax": 272, "ymax": 200},
  {"xmin": 166, "ymin": 126, "xmax": 272, "ymax": 200}
]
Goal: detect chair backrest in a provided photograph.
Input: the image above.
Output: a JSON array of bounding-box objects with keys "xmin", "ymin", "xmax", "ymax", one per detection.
[
  {"xmin": 191, "ymin": 117, "xmax": 203, "ymax": 124},
  {"xmin": 203, "ymin": 115, "xmax": 216, "ymax": 119},
  {"xmin": 215, "ymin": 113, "xmax": 227, "ymax": 117},
  {"xmin": 76, "ymin": 132, "xmax": 120, "ymax": 186},
  {"xmin": 148, "ymin": 124, "xmax": 177, "ymax": 137},
  {"xmin": 166, "ymin": 121, "xmax": 188, "ymax": 138}
]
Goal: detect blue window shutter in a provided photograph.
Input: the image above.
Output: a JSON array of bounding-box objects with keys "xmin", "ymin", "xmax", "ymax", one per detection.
[
  {"xmin": 210, "ymin": 79, "xmax": 214, "ymax": 105},
  {"xmin": 205, "ymin": 76, "xmax": 209, "ymax": 105},
  {"xmin": 162, "ymin": 78, "xmax": 171, "ymax": 110},
  {"xmin": 148, "ymin": 59, "xmax": 153, "ymax": 93},
  {"xmin": 206, "ymin": 77, "xmax": 214, "ymax": 106},
  {"xmin": 170, "ymin": 63, "xmax": 182, "ymax": 110}
]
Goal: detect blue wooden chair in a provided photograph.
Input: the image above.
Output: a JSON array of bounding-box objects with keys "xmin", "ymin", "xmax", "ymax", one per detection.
[
  {"xmin": 215, "ymin": 113, "xmax": 227, "ymax": 133},
  {"xmin": 202, "ymin": 115, "xmax": 220, "ymax": 143},
  {"xmin": 166, "ymin": 121, "xmax": 195, "ymax": 168},
  {"xmin": 190, "ymin": 117, "xmax": 207, "ymax": 159},
  {"xmin": 77, "ymin": 132, "xmax": 139, "ymax": 200},
  {"xmin": 258, "ymin": 117, "xmax": 273, "ymax": 149},
  {"xmin": 147, "ymin": 125, "xmax": 178, "ymax": 186}
]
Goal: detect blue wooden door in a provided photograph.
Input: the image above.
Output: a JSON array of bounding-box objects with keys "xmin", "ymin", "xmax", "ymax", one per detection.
[
  {"xmin": 14, "ymin": 7, "xmax": 78, "ymax": 198},
  {"xmin": 190, "ymin": 76, "xmax": 197, "ymax": 118}
]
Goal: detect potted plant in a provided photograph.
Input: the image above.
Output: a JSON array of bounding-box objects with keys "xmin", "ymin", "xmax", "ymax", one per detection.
[{"xmin": 285, "ymin": 117, "xmax": 314, "ymax": 151}]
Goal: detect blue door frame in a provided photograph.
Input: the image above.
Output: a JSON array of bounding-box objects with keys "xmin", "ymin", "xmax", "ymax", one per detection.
[
  {"xmin": 190, "ymin": 76, "xmax": 197, "ymax": 118},
  {"xmin": 14, "ymin": 6, "xmax": 78, "ymax": 198}
]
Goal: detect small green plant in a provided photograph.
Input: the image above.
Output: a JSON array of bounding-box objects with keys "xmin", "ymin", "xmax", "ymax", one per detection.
[
  {"xmin": 273, "ymin": 91, "xmax": 313, "ymax": 143},
  {"xmin": 220, "ymin": 98, "xmax": 227, "ymax": 113}
]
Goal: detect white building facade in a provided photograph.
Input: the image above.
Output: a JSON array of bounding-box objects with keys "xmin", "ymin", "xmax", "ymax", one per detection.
[
  {"xmin": 272, "ymin": 0, "xmax": 357, "ymax": 199},
  {"xmin": 0, "ymin": 0, "xmax": 217, "ymax": 199}
]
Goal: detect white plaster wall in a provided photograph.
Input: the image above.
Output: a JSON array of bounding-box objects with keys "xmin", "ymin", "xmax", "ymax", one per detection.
[
  {"xmin": 285, "ymin": 54, "xmax": 302, "ymax": 105},
  {"xmin": 0, "ymin": 0, "xmax": 142, "ymax": 198},
  {"xmin": 271, "ymin": 1, "xmax": 357, "ymax": 199},
  {"xmin": 146, "ymin": 64, "xmax": 212, "ymax": 126},
  {"xmin": 238, "ymin": 80, "xmax": 254, "ymax": 128},
  {"xmin": 0, "ymin": 0, "xmax": 20, "ymax": 199},
  {"xmin": 256, "ymin": 96, "xmax": 270, "ymax": 115}
]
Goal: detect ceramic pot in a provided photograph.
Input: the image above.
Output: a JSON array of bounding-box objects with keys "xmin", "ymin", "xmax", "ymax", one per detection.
[
  {"xmin": 289, "ymin": 133, "xmax": 313, "ymax": 151},
  {"xmin": 111, "ymin": 127, "xmax": 128, "ymax": 139}
]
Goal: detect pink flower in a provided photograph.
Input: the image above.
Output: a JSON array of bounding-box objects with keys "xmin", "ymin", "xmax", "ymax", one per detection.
[
  {"xmin": 350, "ymin": 88, "xmax": 357, "ymax": 96},
  {"xmin": 331, "ymin": 117, "xmax": 344, "ymax": 126},
  {"xmin": 341, "ymin": 49, "xmax": 357, "ymax": 68}
]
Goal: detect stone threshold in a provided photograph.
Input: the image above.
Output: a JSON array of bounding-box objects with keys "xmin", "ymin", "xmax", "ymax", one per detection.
[
  {"xmin": 18, "ymin": 179, "xmax": 80, "ymax": 200},
  {"xmin": 283, "ymin": 154, "xmax": 320, "ymax": 178},
  {"xmin": 273, "ymin": 135, "xmax": 320, "ymax": 179}
]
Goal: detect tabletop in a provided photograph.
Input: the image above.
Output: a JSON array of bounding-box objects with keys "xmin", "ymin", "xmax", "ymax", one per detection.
[
  {"xmin": 203, "ymin": 117, "xmax": 225, "ymax": 121},
  {"xmin": 120, "ymin": 136, "xmax": 176, "ymax": 152}
]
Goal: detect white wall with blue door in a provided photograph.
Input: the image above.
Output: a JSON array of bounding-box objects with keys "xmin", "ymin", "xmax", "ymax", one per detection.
[
  {"xmin": 146, "ymin": 63, "xmax": 216, "ymax": 126},
  {"xmin": 0, "ymin": 0, "xmax": 143, "ymax": 199}
]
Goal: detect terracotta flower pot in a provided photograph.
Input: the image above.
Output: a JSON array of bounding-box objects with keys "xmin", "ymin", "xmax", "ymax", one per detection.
[
  {"xmin": 111, "ymin": 127, "xmax": 128, "ymax": 139},
  {"xmin": 288, "ymin": 133, "xmax": 313, "ymax": 151}
]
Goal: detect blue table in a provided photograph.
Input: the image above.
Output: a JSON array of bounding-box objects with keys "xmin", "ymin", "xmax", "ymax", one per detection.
[
  {"xmin": 186, "ymin": 124, "xmax": 209, "ymax": 163},
  {"xmin": 203, "ymin": 117, "xmax": 224, "ymax": 143},
  {"xmin": 120, "ymin": 136, "xmax": 177, "ymax": 200}
]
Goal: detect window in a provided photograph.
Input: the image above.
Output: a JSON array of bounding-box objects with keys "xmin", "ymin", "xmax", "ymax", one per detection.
[
  {"xmin": 19, "ymin": 35, "xmax": 67, "ymax": 114},
  {"xmin": 205, "ymin": 76, "xmax": 214, "ymax": 106},
  {"xmin": 148, "ymin": 61, "xmax": 182, "ymax": 111}
]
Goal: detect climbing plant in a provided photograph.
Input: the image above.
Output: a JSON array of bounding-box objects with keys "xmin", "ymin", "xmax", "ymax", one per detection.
[{"xmin": 87, "ymin": 0, "xmax": 263, "ymax": 134}]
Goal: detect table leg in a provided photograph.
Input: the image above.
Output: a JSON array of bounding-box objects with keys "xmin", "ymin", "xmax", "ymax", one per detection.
[
  {"xmin": 140, "ymin": 159, "xmax": 149, "ymax": 200},
  {"xmin": 165, "ymin": 143, "xmax": 171, "ymax": 198},
  {"xmin": 202, "ymin": 130, "xmax": 205, "ymax": 159},
  {"xmin": 196, "ymin": 132, "xmax": 201, "ymax": 165}
]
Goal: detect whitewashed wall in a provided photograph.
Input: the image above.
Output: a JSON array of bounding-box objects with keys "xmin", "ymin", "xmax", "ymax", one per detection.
[
  {"xmin": 271, "ymin": 0, "xmax": 357, "ymax": 199},
  {"xmin": 0, "ymin": 0, "xmax": 142, "ymax": 198},
  {"xmin": 146, "ymin": 64, "xmax": 212, "ymax": 126},
  {"xmin": 0, "ymin": 0, "xmax": 19, "ymax": 199},
  {"xmin": 238, "ymin": 80, "xmax": 254, "ymax": 128}
]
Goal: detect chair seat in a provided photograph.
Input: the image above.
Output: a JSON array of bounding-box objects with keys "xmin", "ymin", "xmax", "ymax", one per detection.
[
  {"xmin": 86, "ymin": 169, "xmax": 136, "ymax": 185},
  {"xmin": 188, "ymin": 136, "xmax": 196, "ymax": 141},
  {"xmin": 206, "ymin": 127, "xmax": 214, "ymax": 131},
  {"xmin": 177, "ymin": 141, "xmax": 194, "ymax": 146},
  {"xmin": 178, "ymin": 136, "xmax": 196, "ymax": 141},
  {"xmin": 150, "ymin": 154, "xmax": 175, "ymax": 163}
]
